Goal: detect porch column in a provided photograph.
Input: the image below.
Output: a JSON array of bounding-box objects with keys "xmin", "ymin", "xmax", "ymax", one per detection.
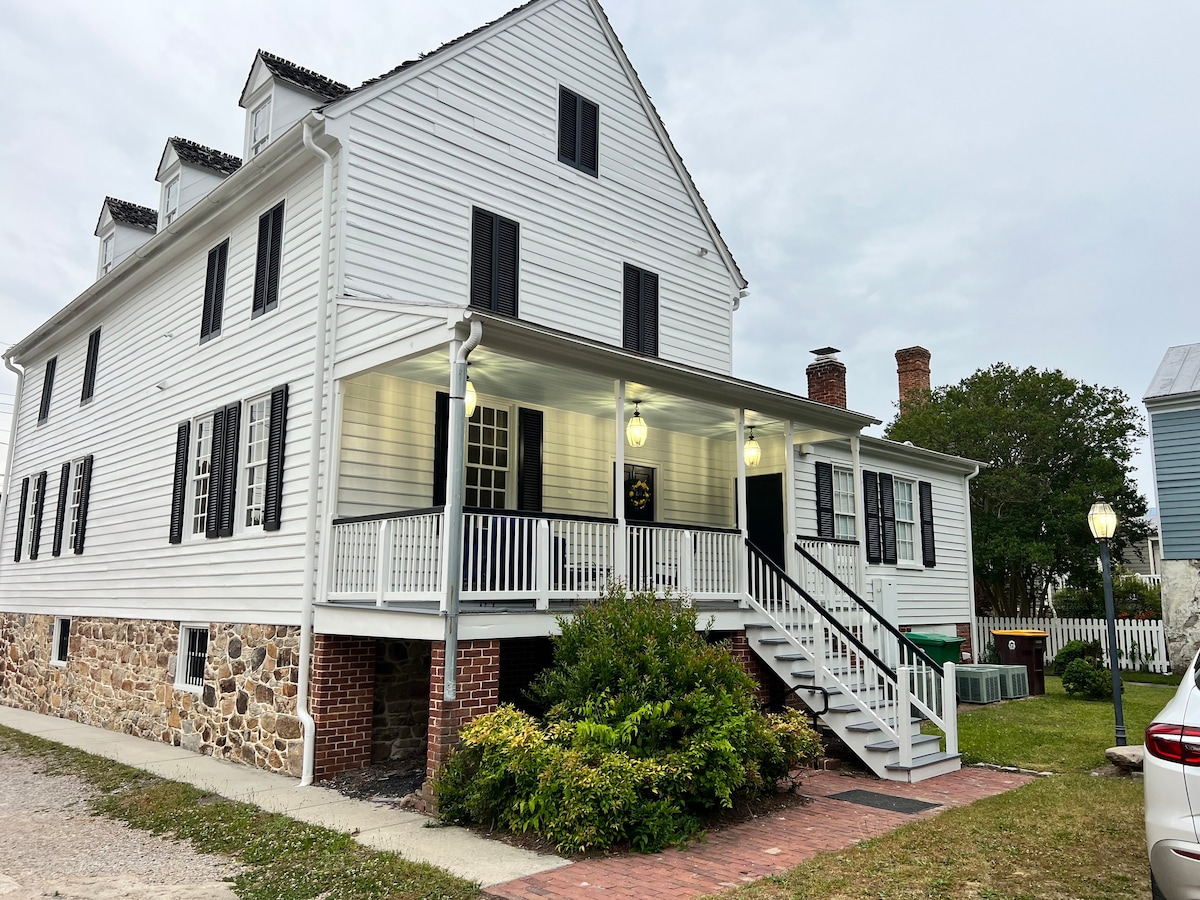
[
  {"xmin": 614, "ymin": 380, "xmax": 626, "ymax": 583},
  {"xmin": 784, "ymin": 421, "xmax": 798, "ymax": 582},
  {"xmin": 310, "ymin": 634, "xmax": 376, "ymax": 780},
  {"xmin": 850, "ymin": 434, "xmax": 867, "ymax": 596},
  {"xmin": 426, "ymin": 638, "xmax": 499, "ymax": 781},
  {"xmin": 736, "ymin": 410, "xmax": 749, "ymax": 601}
]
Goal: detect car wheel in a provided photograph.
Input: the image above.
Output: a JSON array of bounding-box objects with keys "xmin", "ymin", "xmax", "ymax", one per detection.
[{"xmin": 1153, "ymin": 872, "xmax": 1168, "ymax": 900}]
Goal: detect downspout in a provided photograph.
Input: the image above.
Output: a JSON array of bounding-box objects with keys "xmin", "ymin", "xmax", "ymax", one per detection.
[
  {"xmin": 443, "ymin": 316, "xmax": 483, "ymax": 700},
  {"xmin": 964, "ymin": 465, "xmax": 980, "ymax": 661},
  {"xmin": 298, "ymin": 118, "xmax": 334, "ymax": 786},
  {"xmin": 0, "ymin": 357, "xmax": 25, "ymax": 557}
]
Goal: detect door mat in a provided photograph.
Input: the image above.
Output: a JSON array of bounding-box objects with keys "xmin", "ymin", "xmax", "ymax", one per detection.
[{"xmin": 828, "ymin": 789, "xmax": 941, "ymax": 814}]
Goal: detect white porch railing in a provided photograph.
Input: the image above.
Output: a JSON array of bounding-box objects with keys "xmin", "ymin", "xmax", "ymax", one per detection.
[
  {"xmin": 975, "ymin": 615, "xmax": 1169, "ymax": 674},
  {"xmin": 328, "ymin": 510, "xmax": 743, "ymax": 608},
  {"xmin": 796, "ymin": 537, "xmax": 863, "ymax": 618}
]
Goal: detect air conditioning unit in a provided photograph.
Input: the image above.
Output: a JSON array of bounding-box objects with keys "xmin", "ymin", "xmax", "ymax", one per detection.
[
  {"xmin": 956, "ymin": 665, "xmax": 1002, "ymax": 704},
  {"xmin": 993, "ymin": 664, "xmax": 1030, "ymax": 699}
]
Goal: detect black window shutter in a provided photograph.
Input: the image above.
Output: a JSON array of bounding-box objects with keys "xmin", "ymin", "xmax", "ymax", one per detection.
[
  {"xmin": 517, "ymin": 408, "xmax": 544, "ymax": 513},
  {"xmin": 558, "ymin": 87, "xmax": 578, "ymax": 164},
  {"xmin": 201, "ymin": 240, "xmax": 228, "ymax": 341},
  {"xmin": 252, "ymin": 203, "xmax": 283, "ymax": 317},
  {"xmin": 28, "ymin": 471, "xmax": 47, "ymax": 560},
  {"xmin": 622, "ymin": 264, "xmax": 640, "ymax": 351},
  {"xmin": 206, "ymin": 407, "xmax": 226, "ymax": 538},
  {"xmin": 53, "ymin": 462, "xmax": 71, "ymax": 556},
  {"xmin": 13, "ymin": 477, "xmax": 29, "ymax": 562},
  {"xmin": 81, "ymin": 329, "xmax": 101, "ymax": 404},
  {"xmin": 862, "ymin": 470, "xmax": 881, "ymax": 564},
  {"xmin": 878, "ymin": 472, "xmax": 897, "ymax": 565},
  {"xmin": 640, "ymin": 270, "xmax": 659, "ymax": 357},
  {"xmin": 38, "ymin": 357, "xmax": 56, "ymax": 423},
  {"xmin": 169, "ymin": 422, "xmax": 191, "ymax": 544},
  {"xmin": 814, "ymin": 462, "xmax": 834, "ymax": 540},
  {"xmin": 469, "ymin": 208, "xmax": 494, "ymax": 311},
  {"xmin": 72, "ymin": 455, "xmax": 93, "ymax": 555},
  {"xmin": 266, "ymin": 204, "xmax": 284, "ymax": 313},
  {"xmin": 579, "ymin": 97, "xmax": 599, "ymax": 175},
  {"xmin": 433, "ymin": 391, "xmax": 449, "ymax": 506},
  {"xmin": 496, "ymin": 217, "xmax": 519, "ymax": 317},
  {"xmin": 217, "ymin": 402, "xmax": 241, "ymax": 538},
  {"xmin": 919, "ymin": 480, "xmax": 937, "ymax": 567},
  {"xmin": 263, "ymin": 384, "xmax": 289, "ymax": 532}
]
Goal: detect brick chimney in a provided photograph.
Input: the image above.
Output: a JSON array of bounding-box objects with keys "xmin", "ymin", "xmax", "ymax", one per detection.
[
  {"xmin": 807, "ymin": 347, "xmax": 847, "ymax": 409},
  {"xmin": 896, "ymin": 346, "xmax": 931, "ymax": 412}
]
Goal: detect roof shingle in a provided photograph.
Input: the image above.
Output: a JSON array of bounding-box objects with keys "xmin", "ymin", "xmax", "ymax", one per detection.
[
  {"xmin": 168, "ymin": 138, "xmax": 242, "ymax": 176},
  {"xmin": 259, "ymin": 51, "xmax": 350, "ymax": 102},
  {"xmin": 104, "ymin": 197, "xmax": 157, "ymax": 232}
]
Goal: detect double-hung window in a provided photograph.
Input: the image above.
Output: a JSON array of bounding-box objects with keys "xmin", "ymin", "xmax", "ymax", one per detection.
[
  {"xmin": 189, "ymin": 414, "xmax": 215, "ymax": 536},
  {"xmin": 163, "ymin": 177, "xmax": 180, "ymax": 225},
  {"xmin": 250, "ymin": 98, "xmax": 272, "ymax": 157},
  {"xmin": 861, "ymin": 469, "xmax": 937, "ymax": 567},
  {"xmin": 252, "ymin": 202, "xmax": 285, "ymax": 317},
  {"xmin": 25, "ymin": 471, "xmax": 47, "ymax": 560},
  {"xmin": 101, "ymin": 233, "xmax": 115, "ymax": 274},
  {"xmin": 176, "ymin": 624, "xmax": 209, "ymax": 691},
  {"xmin": 469, "ymin": 208, "xmax": 519, "ymax": 316},
  {"xmin": 622, "ymin": 264, "xmax": 659, "ymax": 356},
  {"xmin": 243, "ymin": 394, "xmax": 271, "ymax": 526},
  {"xmin": 833, "ymin": 467, "xmax": 856, "ymax": 541},
  {"xmin": 558, "ymin": 86, "xmax": 599, "ymax": 176},
  {"xmin": 894, "ymin": 478, "xmax": 916, "ymax": 563},
  {"xmin": 466, "ymin": 404, "xmax": 510, "ymax": 509},
  {"xmin": 51, "ymin": 456, "xmax": 93, "ymax": 557}
]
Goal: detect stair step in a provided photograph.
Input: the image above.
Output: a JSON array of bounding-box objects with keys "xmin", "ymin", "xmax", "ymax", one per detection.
[
  {"xmin": 885, "ymin": 750, "xmax": 962, "ymax": 773},
  {"xmin": 864, "ymin": 733, "xmax": 942, "ymax": 753},
  {"xmin": 843, "ymin": 716, "xmax": 923, "ymax": 733}
]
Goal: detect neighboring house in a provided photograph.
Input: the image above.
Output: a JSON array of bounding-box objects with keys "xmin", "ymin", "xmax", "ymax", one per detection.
[
  {"xmin": 1120, "ymin": 511, "xmax": 1162, "ymax": 584},
  {"xmin": 0, "ymin": 0, "xmax": 977, "ymax": 785},
  {"xmin": 1145, "ymin": 344, "xmax": 1200, "ymax": 672}
]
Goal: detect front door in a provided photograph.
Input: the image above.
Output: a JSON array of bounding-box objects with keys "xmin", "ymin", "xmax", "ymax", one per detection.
[{"xmin": 746, "ymin": 473, "xmax": 785, "ymax": 568}]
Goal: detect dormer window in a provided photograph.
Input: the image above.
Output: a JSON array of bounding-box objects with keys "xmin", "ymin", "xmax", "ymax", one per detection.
[
  {"xmin": 163, "ymin": 177, "xmax": 180, "ymax": 225},
  {"xmin": 100, "ymin": 233, "xmax": 115, "ymax": 274},
  {"xmin": 250, "ymin": 98, "xmax": 272, "ymax": 157}
]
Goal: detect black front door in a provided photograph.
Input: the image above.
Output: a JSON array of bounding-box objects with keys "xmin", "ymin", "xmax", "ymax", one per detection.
[{"xmin": 746, "ymin": 473, "xmax": 785, "ymax": 568}]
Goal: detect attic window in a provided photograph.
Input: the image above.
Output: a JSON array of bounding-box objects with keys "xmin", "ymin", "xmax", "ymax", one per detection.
[
  {"xmin": 101, "ymin": 233, "xmax": 115, "ymax": 274},
  {"xmin": 163, "ymin": 177, "xmax": 180, "ymax": 225},
  {"xmin": 250, "ymin": 98, "xmax": 272, "ymax": 157}
]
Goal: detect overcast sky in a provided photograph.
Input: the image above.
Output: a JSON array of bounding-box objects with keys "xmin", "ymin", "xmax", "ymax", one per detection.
[{"xmin": 3, "ymin": 1, "xmax": 1197, "ymax": 506}]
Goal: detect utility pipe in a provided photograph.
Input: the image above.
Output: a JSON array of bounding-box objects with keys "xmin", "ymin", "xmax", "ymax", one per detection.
[
  {"xmin": 964, "ymin": 465, "xmax": 980, "ymax": 662},
  {"xmin": 442, "ymin": 316, "xmax": 483, "ymax": 700},
  {"xmin": 0, "ymin": 357, "xmax": 25, "ymax": 558},
  {"xmin": 297, "ymin": 118, "xmax": 334, "ymax": 786}
]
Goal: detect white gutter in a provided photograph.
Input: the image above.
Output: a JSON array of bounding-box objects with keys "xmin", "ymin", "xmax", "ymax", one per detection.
[
  {"xmin": 297, "ymin": 118, "xmax": 335, "ymax": 786},
  {"xmin": 0, "ymin": 357, "xmax": 25, "ymax": 558},
  {"xmin": 443, "ymin": 316, "xmax": 483, "ymax": 700},
  {"xmin": 964, "ymin": 465, "xmax": 981, "ymax": 661}
]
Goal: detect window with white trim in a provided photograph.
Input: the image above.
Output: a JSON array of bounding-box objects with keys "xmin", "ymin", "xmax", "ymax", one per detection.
[
  {"xmin": 175, "ymin": 624, "xmax": 209, "ymax": 691},
  {"xmin": 51, "ymin": 617, "xmax": 71, "ymax": 666},
  {"xmin": 101, "ymin": 233, "xmax": 115, "ymax": 274},
  {"xmin": 894, "ymin": 478, "xmax": 916, "ymax": 563},
  {"xmin": 833, "ymin": 466, "xmax": 856, "ymax": 541},
  {"xmin": 26, "ymin": 474, "xmax": 45, "ymax": 559},
  {"xmin": 466, "ymin": 404, "xmax": 509, "ymax": 509},
  {"xmin": 163, "ymin": 176, "xmax": 180, "ymax": 225},
  {"xmin": 250, "ymin": 98, "xmax": 272, "ymax": 157},
  {"xmin": 243, "ymin": 394, "xmax": 271, "ymax": 526},
  {"xmin": 190, "ymin": 414, "xmax": 215, "ymax": 536},
  {"xmin": 68, "ymin": 459, "xmax": 86, "ymax": 549}
]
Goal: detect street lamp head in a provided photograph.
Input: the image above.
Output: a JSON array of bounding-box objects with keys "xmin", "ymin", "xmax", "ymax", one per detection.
[{"xmin": 1088, "ymin": 498, "xmax": 1118, "ymax": 541}]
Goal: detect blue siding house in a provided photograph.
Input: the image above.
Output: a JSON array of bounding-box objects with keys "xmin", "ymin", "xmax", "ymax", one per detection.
[{"xmin": 1145, "ymin": 343, "xmax": 1200, "ymax": 672}]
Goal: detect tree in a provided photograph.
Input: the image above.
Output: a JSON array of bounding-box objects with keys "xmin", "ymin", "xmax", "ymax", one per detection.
[{"xmin": 885, "ymin": 363, "xmax": 1148, "ymax": 617}]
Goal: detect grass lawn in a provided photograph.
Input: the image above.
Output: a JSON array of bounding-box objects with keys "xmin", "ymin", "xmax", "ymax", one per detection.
[
  {"xmin": 713, "ymin": 675, "xmax": 1167, "ymax": 900},
  {"xmin": 0, "ymin": 725, "xmax": 479, "ymax": 900}
]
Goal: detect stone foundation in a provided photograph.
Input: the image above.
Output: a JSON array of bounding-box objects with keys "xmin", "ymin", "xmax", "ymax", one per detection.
[
  {"xmin": 373, "ymin": 639, "xmax": 430, "ymax": 763},
  {"xmin": 1162, "ymin": 558, "xmax": 1200, "ymax": 673},
  {"xmin": 0, "ymin": 613, "xmax": 302, "ymax": 774}
]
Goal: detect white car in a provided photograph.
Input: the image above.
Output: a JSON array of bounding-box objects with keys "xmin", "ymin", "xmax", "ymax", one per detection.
[{"xmin": 1145, "ymin": 650, "xmax": 1200, "ymax": 899}]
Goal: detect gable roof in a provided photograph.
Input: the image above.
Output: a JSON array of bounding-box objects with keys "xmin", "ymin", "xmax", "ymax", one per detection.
[
  {"xmin": 243, "ymin": 50, "xmax": 351, "ymax": 104},
  {"xmin": 1146, "ymin": 343, "xmax": 1200, "ymax": 403},
  {"xmin": 167, "ymin": 137, "xmax": 242, "ymax": 176},
  {"xmin": 323, "ymin": 0, "xmax": 747, "ymax": 291},
  {"xmin": 95, "ymin": 197, "xmax": 157, "ymax": 236}
]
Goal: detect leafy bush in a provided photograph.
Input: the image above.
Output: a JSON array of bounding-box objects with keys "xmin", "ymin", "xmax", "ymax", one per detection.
[
  {"xmin": 1061, "ymin": 658, "xmax": 1112, "ymax": 700},
  {"xmin": 433, "ymin": 586, "xmax": 822, "ymax": 852},
  {"xmin": 1054, "ymin": 639, "xmax": 1103, "ymax": 675},
  {"xmin": 1053, "ymin": 571, "xmax": 1162, "ymax": 619}
]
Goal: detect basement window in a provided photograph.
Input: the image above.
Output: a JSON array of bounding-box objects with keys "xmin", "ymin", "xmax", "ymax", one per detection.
[
  {"xmin": 51, "ymin": 617, "xmax": 71, "ymax": 666},
  {"xmin": 176, "ymin": 624, "xmax": 209, "ymax": 691}
]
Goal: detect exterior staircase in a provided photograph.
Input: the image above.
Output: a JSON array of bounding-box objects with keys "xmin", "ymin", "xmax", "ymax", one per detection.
[{"xmin": 744, "ymin": 541, "xmax": 961, "ymax": 782}]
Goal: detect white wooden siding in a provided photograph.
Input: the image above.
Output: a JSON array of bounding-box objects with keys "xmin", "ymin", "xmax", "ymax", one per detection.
[
  {"xmin": 335, "ymin": 372, "xmax": 735, "ymax": 528},
  {"xmin": 177, "ymin": 166, "xmax": 229, "ymax": 221},
  {"xmin": 794, "ymin": 443, "xmax": 973, "ymax": 626},
  {"xmin": 0, "ymin": 162, "xmax": 329, "ymax": 625},
  {"xmin": 334, "ymin": 0, "xmax": 735, "ymax": 375}
]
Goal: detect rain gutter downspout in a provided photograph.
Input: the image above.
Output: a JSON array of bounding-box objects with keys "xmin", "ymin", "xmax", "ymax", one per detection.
[
  {"xmin": 0, "ymin": 357, "xmax": 25, "ymax": 556},
  {"xmin": 443, "ymin": 316, "xmax": 483, "ymax": 700},
  {"xmin": 964, "ymin": 465, "xmax": 981, "ymax": 660},
  {"xmin": 298, "ymin": 118, "xmax": 334, "ymax": 786}
]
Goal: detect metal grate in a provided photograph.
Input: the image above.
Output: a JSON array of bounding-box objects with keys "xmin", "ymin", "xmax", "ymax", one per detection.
[
  {"xmin": 181, "ymin": 627, "xmax": 209, "ymax": 689},
  {"xmin": 956, "ymin": 665, "xmax": 1002, "ymax": 704}
]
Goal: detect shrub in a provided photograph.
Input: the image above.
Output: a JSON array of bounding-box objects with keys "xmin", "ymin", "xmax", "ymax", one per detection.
[
  {"xmin": 433, "ymin": 586, "xmax": 822, "ymax": 852},
  {"xmin": 1061, "ymin": 658, "xmax": 1112, "ymax": 700},
  {"xmin": 1054, "ymin": 639, "xmax": 1103, "ymax": 674},
  {"xmin": 1053, "ymin": 571, "xmax": 1162, "ymax": 619}
]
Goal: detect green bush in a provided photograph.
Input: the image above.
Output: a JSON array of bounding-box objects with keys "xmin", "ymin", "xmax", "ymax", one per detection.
[
  {"xmin": 1054, "ymin": 639, "xmax": 1103, "ymax": 675},
  {"xmin": 1061, "ymin": 658, "xmax": 1112, "ymax": 700},
  {"xmin": 1053, "ymin": 571, "xmax": 1162, "ymax": 619},
  {"xmin": 433, "ymin": 586, "xmax": 822, "ymax": 852}
]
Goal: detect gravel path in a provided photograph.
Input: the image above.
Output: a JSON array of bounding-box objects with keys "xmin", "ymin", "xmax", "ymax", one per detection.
[{"xmin": 0, "ymin": 750, "xmax": 239, "ymax": 899}]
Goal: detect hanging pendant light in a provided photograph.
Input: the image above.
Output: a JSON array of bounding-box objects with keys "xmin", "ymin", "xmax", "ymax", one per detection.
[
  {"xmin": 743, "ymin": 426, "xmax": 761, "ymax": 467},
  {"xmin": 626, "ymin": 401, "xmax": 647, "ymax": 448},
  {"xmin": 464, "ymin": 377, "xmax": 478, "ymax": 417}
]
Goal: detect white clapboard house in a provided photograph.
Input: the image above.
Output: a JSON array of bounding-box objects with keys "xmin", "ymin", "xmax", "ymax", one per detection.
[{"xmin": 0, "ymin": 0, "xmax": 980, "ymax": 785}]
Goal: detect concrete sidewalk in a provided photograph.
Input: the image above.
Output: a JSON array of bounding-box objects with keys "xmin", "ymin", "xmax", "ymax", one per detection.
[{"xmin": 0, "ymin": 705, "xmax": 569, "ymax": 888}]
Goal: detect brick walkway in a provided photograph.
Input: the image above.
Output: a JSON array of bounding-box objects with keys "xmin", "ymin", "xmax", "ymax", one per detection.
[{"xmin": 483, "ymin": 767, "xmax": 1036, "ymax": 899}]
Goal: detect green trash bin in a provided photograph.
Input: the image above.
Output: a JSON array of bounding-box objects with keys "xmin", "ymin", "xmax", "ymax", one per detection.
[{"xmin": 906, "ymin": 632, "xmax": 966, "ymax": 667}]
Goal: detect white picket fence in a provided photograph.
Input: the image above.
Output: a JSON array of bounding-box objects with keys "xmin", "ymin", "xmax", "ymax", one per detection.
[{"xmin": 975, "ymin": 616, "xmax": 1169, "ymax": 674}]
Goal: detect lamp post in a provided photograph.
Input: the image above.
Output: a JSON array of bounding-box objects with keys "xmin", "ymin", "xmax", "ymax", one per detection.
[{"xmin": 1087, "ymin": 498, "xmax": 1126, "ymax": 746}]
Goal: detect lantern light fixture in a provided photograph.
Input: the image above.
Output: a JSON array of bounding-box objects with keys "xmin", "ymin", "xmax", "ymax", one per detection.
[
  {"xmin": 743, "ymin": 426, "xmax": 761, "ymax": 467},
  {"xmin": 464, "ymin": 376, "xmax": 477, "ymax": 418},
  {"xmin": 1087, "ymin": 498, "xmax": 1118, "ymax": 541},
  {"xmin": 626, "ymin": 401, "xmax": 647, "ymax": 448}
]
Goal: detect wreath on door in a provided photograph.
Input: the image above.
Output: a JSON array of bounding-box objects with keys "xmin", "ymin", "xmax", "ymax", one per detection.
[{"xmin": 627, "ymin": 479, "xmax": 652, "ymax": 510}]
